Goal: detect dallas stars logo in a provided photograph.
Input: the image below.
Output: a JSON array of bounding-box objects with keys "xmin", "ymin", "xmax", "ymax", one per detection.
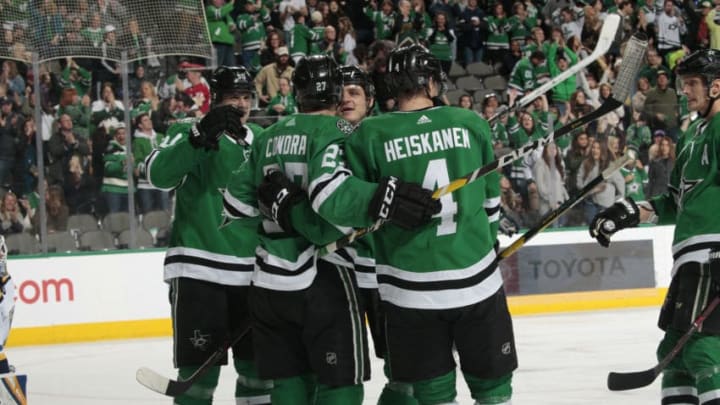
[
  {"xmin": 218, "ymin": 187, "xmax": 235, "ymax": 229},
  {"xmin": 669, "ymin": 177, "xmax": 702, "ymax": 210},
  {"xmin": 189, "ymin": 329, "xmax": 210, "ymax": 350}
]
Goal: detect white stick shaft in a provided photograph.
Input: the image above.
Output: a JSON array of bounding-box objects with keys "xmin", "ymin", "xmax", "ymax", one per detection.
[{"xmin": 490, "ymin": 14, "xmax": 620, "ymax": 123}]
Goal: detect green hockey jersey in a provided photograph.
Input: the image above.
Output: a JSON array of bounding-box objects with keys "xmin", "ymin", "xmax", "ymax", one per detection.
[
  {"xmin": 651, "ymin": 113, "xmax": 720, "ymax": 274},
  {"xmin": 145, "ymin": 120, "xmax": 262, "ymax": 286},
  {"xmin": 345, "ymin": 106, "xmax": 502, "ymax": 310},
  {"xmin": 223, "ymin": 114, "xmax": 377, "ymax": 291}
]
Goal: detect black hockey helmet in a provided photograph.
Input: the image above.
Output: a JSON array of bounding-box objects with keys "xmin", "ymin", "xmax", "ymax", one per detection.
[
  {"xmin": 339, "ymin": 65, "xmax": 375, "ymax": 99},
  {"xmin": 210, "ymin": 65, "xmax": 253, "ymax": 104},
  {"xmin": 292, "ymin": 55, "xmax": 342, "ymax": 112},
  {"xmin": 676, "ymin": 49, "xmax": 720, "ymax": 85},
  {"xmin": 385, "ymin": 44, "xmax": 443, "ymax": 97}
]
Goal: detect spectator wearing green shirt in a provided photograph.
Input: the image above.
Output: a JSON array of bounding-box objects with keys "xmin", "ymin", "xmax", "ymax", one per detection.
[
  {"xmin": 547, "ymin": 42, "xmax": 578, "ymax": 116},
  {"xmin": 289, "ymin": 12, "xmax": 321, "ymax": 64},
  {"xmin": 206, "ymin": 0, "xmax": 237, "ymax": 66},
  {"xmin": 266, "ymin": 77, "xmax": 297, "ymax": 116},
  {"xmin": 508, "ymin": 50, "xmax": 545, "ymax": 107},
  {"xmin": 364, "ymin": 0, "xmax": 396, "ymax": 41},
  {"xmin": 427, "ymin": 11, "xmax": 454, "ymax": 75}
]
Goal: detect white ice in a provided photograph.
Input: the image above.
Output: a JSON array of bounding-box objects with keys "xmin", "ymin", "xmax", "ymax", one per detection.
[{"xmin": 11, "ymin": 307, "xmax": 663, "ymax": 404}]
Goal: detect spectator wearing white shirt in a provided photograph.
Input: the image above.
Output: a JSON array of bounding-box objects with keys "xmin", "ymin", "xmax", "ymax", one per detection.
[{"xmin": 279, "ymin": 0, "xmax": 307, "ymax": 45}]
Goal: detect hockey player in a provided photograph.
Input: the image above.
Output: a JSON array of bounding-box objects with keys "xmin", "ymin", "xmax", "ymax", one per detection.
[
  {"xmin": 222, "ymin": 55, "xmax": 439, "ymax": 405},
  {"xmin": 144, "ymin": 66, "xmax": 270, "ymax": 405},
  {"xmin": 341, "ymin": 44, "xmax": 516, "ymax": 404},
  {"xmin": 588, "ymin": 48, "xmax": 720, "ymax": 405},
  {"xmin": 0, "ymin": 236, "xmax": 27, "ymax": 405}
]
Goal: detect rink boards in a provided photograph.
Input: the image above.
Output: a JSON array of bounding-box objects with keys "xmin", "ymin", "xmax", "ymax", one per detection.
[{"xmin": 5, "ymin": 225, "xmax": 674, "ymax": 347}]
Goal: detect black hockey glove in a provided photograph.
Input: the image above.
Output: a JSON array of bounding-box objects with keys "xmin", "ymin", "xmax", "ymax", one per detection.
[
  {"xmin": 257, "ymin": 170, "xmax": 306, "ymax": 233},
  {"xmin": 368, "ymin": 176, "xmax": 441, "ymax": 230},
  {"xmin": 589, "ymin": 197, "xmax": 640, "ymax": 248},
  {"xmin": 189, "ymin": 105, "xmax": 246, "ymax": 150}
]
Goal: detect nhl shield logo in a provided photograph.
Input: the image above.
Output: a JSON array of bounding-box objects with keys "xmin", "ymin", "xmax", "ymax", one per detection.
[
  {"xmin": 501, "ymin": 342, "xmax": 512, "ymax": 355},
  {"xmin": 326, "ymin": 352, "xmax": 337, "ymax": 365}
]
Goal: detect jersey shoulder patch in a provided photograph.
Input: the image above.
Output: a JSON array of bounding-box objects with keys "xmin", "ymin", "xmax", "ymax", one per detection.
[{"xmin": 336, "ymin": 118, "xmax": 355, "ymax": 135}]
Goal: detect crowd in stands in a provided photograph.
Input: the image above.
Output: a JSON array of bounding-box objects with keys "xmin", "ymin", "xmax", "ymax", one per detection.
[{"xmin": 0, "ymin": 0, "xmax": 715, "ymax": 253}]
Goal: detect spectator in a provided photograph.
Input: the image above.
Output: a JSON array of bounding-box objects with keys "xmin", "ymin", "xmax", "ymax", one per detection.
[
  {"xmin": 33, "ymin": 185, "xmax": 69, "ymax": 234},
  {"xmin": 132, "ymin": 113, "xmax": 168, "ymax": 214},
  {"xmin": 59, "ymin": 59, "xmax": 92, "ymax": 98},
  {"xmin": 393, "ymin": 0, "xmax": 429, "ymax": 44},
  {"xmin": 266, "ymin": 77, "xmax": 297, "ymax": 116},
  {"xmin": 100, "ymin": 124, "xmax": 130, "ymax": 214},
  {"xmin": 364, "ymin": 0, "xmax": 397, "ymax": 42},
  {"xmin": 338, "ymin": 16, "xmax": 358, "ymax": 65},
  {"xmin": 181, "ymin": 64, "xmax": 211, "ymax": 114},
  {"xmin": 254, "ymin": 46, "xmax": 294, "ymax": 106},
  {"xmin": 596, "ymin": 82, "xmax": 624, "ymax": 138},
  {"xmin": 289, "ymin": 11, "xmax": 320, "ymax": 63},
  {"xmin": 639, "ymin": 49, "xmax": 670, "ymax": 87},
  {"xmin": 647, "ymin": 134, "xmax": 675, "ymax": 198},
  {"xmin": 57, "ymin": 87, "xmax": 91, "ymax": 140},
  {"xmin": 458, "ymin": 0, "xmax": 485, "ymax": 66},
  {"xmin": 427, "ymin": 11, "xmax": 454, "ymax": 75},
  {"xmin": 486, "ymin": 3, "xmax": 511, "ymax": 65},
  {"xmin": 533, "ymin": 142, "xmax": 569, "ymax": 226},
  {"xmin": 13, "ymin": 119, "xmax": 38, "ymax": 199},
  {"xmin": 626, "ymin": 110, "xmax": 653, "ymax": 165},
  {"xmin": 620, "ymin": 156, "xmax": 648, "ymax": 202},
  {"xmin": 563, "ymin": 131, "xmax": 590, "ymax": 225},
  {"xmin": 656, "ymin": 0, "xmax": 685, "ymax": 61},
  {"xmin": 132, "ymin": 81, "xmax": 160, "ymax": 118},
  {"xmin": 577, "ymin": 140, "xmax": 625, "ymax": 225},
  {"xmin": 327, "ymin": 0, "xmax": 345, "ymax": 31},
  {"xmin": 508, "ymin": 50, "xmax": 545, "ymax": 107},
  {"xmin": 547, "ymin": 41, "xmax": 578, "ymax": 116},
  {"xmin": 0, "ymin": 191, "xmax": 32, "ymax": 236},
  {"xmin": 632, "ymin": 76, "xmax": 651, "ymax": 113},
  {"xmin": 643, "ymin": 69, "xmax": 680, "ymax": 141},
  {"xmin": 205, "ymin": 0, "xmax": 237, "ymax": 67},
  {"xmin": 0, "ymin": 61, "xmax": 25, "ymax": 103},
  {"xmin": 47, "ymin": 114, "xmax": 91, "ymax": 186},
  {"xmin": 259, "ymin": 31, "xmax": 285, "ymax": 68},
  {"xmin": 127, "ymin": 64, "xmax": 147, "ymax": 105},
  {"xmin": 81, "ymin": 12, "xmax": 104, "ymax": 47},
  {"xmin": 63, "ymin": 153, "xmax": 97, "ymax": 215},
  {"xmin": 457, "ymin": 94, "xmax": 473, "ymax": 110},
  {"xmin": 0, "ymin": 97, "xmax": 20, "ymax": 188},
  {"xmin": 706, "ymin": 1, "xmax": 720, "ymax": 50},
  {"xmin": 318, "ymin": 25, "xmax": 346, "ymax": 63},
  {"xmin": 509, "ymin": 1, "xmax": 536, "ymax": 47},
  {"xmin": 278, "ymin": 0, "xmax": 308, "ymax": 45},
  {"xmin": 98, "ymin": 25, "xmax": 121, "ymax": 90},
  {"xmin": 236, "ymin": 0, "xmax": 270, "ymax": 73},
  {"xmin": 91, "ymin": 82, "xmax": 124, "ymax": 128}
]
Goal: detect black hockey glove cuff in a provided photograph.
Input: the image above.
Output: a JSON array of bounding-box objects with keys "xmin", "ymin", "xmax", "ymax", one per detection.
[
  {"xmin": 258, "ymin": 170, "xmax": 306, "ymax": 233},
  {"xmin": 189, "ymin": 105, "xmax": 246, "ymax": 150},
  {"xmin": 368, "ymin": 176, "xmax": 441, "ymax": 230},
  {"xmin": 589, "ymin": 197, "xmax": 640, "ymax": 248}
]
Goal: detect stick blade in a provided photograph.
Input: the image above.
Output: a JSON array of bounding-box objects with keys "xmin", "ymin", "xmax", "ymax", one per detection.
[
  {"xmin": 607, "ymin": 369, "xmax": 658, "ymax": 391},
  {"xmin": 136, "ymin": 367, "xmax": 171, "ymax": 395}
]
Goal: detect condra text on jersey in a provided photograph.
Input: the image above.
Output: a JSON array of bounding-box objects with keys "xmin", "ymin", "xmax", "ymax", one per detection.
[{"xmin": 384, "ymin": 127, "xmax": 471, "ymax": 162}]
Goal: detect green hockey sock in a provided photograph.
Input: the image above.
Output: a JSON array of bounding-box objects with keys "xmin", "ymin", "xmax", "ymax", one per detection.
[
  {"xmin": 173, "ymin": 366, "xmax": 220, "ymax": 405},
  {"xmin": 271, "ymin": 375, "xmax": 315, "ymax": 405},
  {"xmin": 234, "ymin": 359, "xmax": 272, "ymax": 403},
  {"xmin": 315, "ymin": 383, "xmax": 363, "ymax": 405},
  {"xmin": 412, "ymin": 370, "xmax": 457, "ymax": 404},
  {"xmin": 464, "ymin": 373, "xmax": 513, "ymax": 404},
  {"xmin": 377, "ymin": 381, "xmax": 418, "ymax": 405}
]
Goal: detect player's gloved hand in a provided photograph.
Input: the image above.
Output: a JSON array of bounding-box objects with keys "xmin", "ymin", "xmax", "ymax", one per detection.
[
  {"xmin": 189, "ymin": 105, "xmax": 246, "ymax": 150},
  {"xmin": 369, "ymin": 176, "xmax": 441, "ymax": 230},
  {"xmin": 257, "ymin": 170, "xmax": 306, "ymax": 233},
  {"xmin": 589, "ymin": 197, "xmax": 640, "ymax": 247}
]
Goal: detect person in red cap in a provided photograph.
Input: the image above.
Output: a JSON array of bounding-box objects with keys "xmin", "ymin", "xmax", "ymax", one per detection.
[{"xmin": 177, "ymin": 62, "xmax": 211, "ymax": 114}]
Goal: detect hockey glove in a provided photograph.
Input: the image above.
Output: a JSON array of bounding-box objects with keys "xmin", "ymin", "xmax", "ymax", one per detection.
[
  {"xmin": 257, "ymin": 170, "xmax": 306, "ymax": 233},
  {"xmin": 589, "ymin": 197, "xmax": 640, "ymax": 247},
  {"xmin": 369, "ymin": 176, "xmax": 441, "ymax": 230},
  {"xmin": 189, "ymin": 105, "xmax": 246, "ymax": 150}
]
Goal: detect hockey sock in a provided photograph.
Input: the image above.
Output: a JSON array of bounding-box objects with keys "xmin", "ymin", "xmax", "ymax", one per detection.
[
  {"xmin": 315, "ymin": 383, "xmax": 363, "ymax": 405},
  {"xmin": 464, "ymin": 372, "xmax": 512, "ymax": 405},
  {"xmin": 234, "ymin": 359, "xmax": 272, "ymax": 404},
  {"xmin": 271, "ymin": 374, "xmax": 316, "ymax": 405},
  {"xmin": 174, "ymin": 366, "xmax": 220, "ymax": 405},
  {"xmin": 377, "ymin": 362, "xmax": 418, "ymax": 405},
  {"xmin": 412, "ymin": 369, "xmax": 457, "ymax": 405}
]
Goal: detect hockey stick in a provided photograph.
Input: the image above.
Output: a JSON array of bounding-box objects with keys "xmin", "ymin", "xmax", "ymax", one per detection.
[
  {"xmin": 499, "ymin": 151, "xmax": 634, "ymax": 260},
  {"xmin": 607, "ymin": 295, "xmax": 720, "ymax": 391},
  {"xmin": 318, "ymin": 32, "xmax": 647, "ymax": 257},
  {"xmin": 136, "ymin": 330, "xmax": 248, "ymax": 397},
  {"xmin": 488, "ymin": 14, "xmax": 621, "ymax": 124}
]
